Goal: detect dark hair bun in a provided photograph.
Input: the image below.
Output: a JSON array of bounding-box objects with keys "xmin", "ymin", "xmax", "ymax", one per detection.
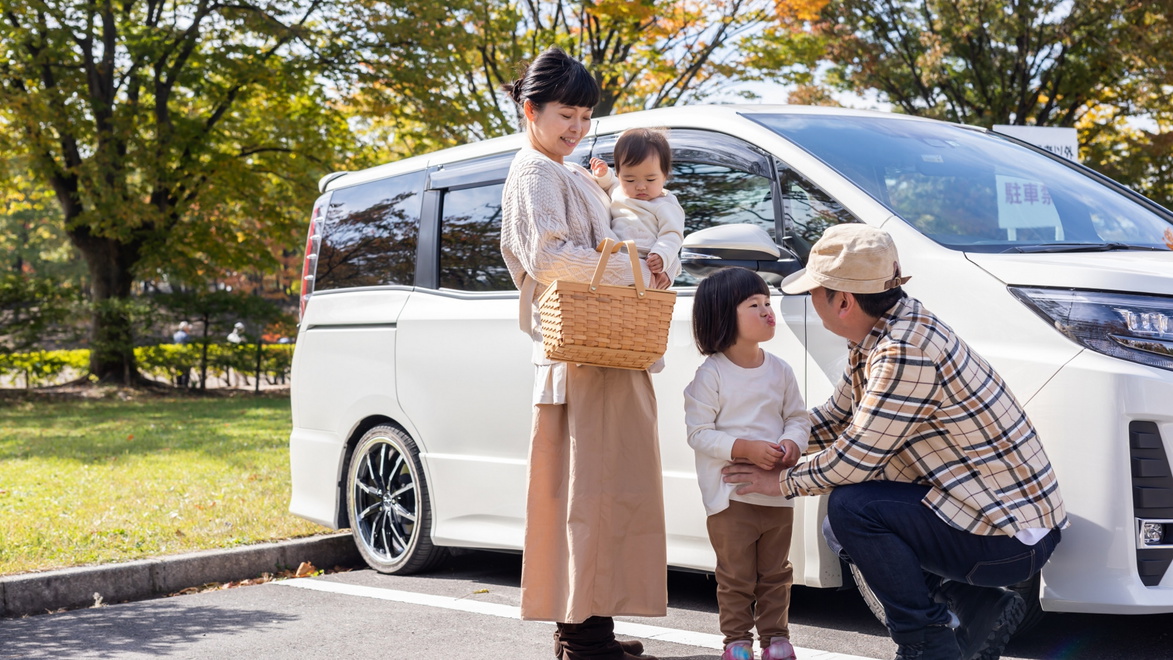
[{"xmin": 504, "ymin": 47, "xmax": 600, "ymax": 111}]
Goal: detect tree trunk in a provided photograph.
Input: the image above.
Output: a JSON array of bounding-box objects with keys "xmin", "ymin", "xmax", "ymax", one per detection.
[{"xmin": 71, "ymin": 231, "xmax": 142, "ymax": 384}]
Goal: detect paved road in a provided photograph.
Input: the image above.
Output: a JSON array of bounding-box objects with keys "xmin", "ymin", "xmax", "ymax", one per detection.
[{"xmin": 3, "ymin": 549, "xmax": 1173, "ymax": 659}]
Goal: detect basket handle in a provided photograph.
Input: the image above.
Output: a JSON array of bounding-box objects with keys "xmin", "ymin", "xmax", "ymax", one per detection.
[{"xmin": 591, "ymin": 238, "xmax": 646, "ymax": 297}]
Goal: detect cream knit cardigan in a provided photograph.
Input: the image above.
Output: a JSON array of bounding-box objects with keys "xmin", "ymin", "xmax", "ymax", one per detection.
[{"xmin": 501, "ymin": 147, "xmax": 653, "ymax": 347}]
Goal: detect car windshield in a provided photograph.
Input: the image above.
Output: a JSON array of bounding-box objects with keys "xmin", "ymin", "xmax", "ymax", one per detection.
[{"xmin": 754, "ymin": 113, "xmax": 1173, "ymax": 253}]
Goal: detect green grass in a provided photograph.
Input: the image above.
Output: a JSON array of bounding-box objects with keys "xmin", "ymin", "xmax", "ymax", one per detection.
[{"xmin": 0, "ymin": 392, "xmax": 329, "ymax": 576}]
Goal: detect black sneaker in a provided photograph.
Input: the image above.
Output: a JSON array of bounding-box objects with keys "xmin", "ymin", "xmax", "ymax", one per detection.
[
  {"xmin": 893, "ymin": 624, "xmax": 961, "ymax": 660},
  {"xmin": 937, "ymin": 582, "xmax": 1026, "ymax": 660}
]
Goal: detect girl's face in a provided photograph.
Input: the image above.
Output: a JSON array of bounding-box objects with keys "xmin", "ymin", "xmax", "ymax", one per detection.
[
  {"xmin": 617, "ymin": 155, "xmax": 666, "ymax": 200},
  {"xmin": 525, "ymin": 101, "xmax": 593, "ymax": 163},
  {"xmin": 736, "ymin": 293, "xmax": 776, "ymax": 344}
]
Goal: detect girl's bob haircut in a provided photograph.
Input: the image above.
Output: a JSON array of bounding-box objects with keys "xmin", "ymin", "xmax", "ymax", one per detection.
[{"xmin": 692, "ymin": 267, "xmax": 771, "ymax": 356}]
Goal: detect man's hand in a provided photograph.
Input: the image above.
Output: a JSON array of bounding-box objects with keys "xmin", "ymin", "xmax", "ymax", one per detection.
[
  {"xmin": 733, "ymin": 438, "xmax": 783, "ymax": 470},
  {"xmin": 722, "ymin": 462, "xmax": 784, "ymax": 497},
  {"xmin": 589, "ymin": 157, "xmax": 609, "ymax": 178}
]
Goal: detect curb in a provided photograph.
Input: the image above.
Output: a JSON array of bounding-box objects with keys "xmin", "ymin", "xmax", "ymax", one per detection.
[{"xmin": 0, "ymin": 532, "xmax": 362, "ymax": 618}]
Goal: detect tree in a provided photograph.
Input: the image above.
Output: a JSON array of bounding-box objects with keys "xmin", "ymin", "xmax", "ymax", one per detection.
[
  {"xmin": 341, "ymin": 0, "xmax": 823, "ymax": 154},
  {"xmin": 797, "ymin": 0, "xmax": 1136, "ymax": 128},
  {"xmin": 767, "ymin": 0, "xmax": 1173, "ymax": 208},
  {"xmin": 0, "ymin": 0, "xmax": 352, "ymax": 383}
]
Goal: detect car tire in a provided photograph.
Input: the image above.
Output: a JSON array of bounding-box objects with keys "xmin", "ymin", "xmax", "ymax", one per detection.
[
  {"xmin": 345, "ymin": 425, "xmax": 447, "ymax": 574},
  {"xmin": 848, "ymin": 563, "xmax": 1044, "ymax": 635},
  {"xmin": 848, "ymin": 562, "xmax": 888, "ymax": 625}
]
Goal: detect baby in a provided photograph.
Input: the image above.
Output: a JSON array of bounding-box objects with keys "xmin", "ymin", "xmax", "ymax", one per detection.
[{"xmin": 590, "ymin": 128, "xmax": 684, "ymax": 288}]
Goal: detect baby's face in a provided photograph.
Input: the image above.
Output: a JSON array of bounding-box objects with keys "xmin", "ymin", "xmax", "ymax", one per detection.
[{"xmin": 617, "ymin": 155, "xmax": 666, "ymax": 201}]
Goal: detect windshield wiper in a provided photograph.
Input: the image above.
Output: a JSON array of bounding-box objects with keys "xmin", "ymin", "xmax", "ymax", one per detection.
[{"xmin": 1003, "ymin": 242, "xmax": 1168, "ymax": 253}]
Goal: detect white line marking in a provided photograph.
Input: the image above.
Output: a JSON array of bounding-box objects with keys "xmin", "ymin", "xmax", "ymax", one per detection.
[{"xmin": 276, "ymin": 578, "xmax": 877, "ymax": 660}]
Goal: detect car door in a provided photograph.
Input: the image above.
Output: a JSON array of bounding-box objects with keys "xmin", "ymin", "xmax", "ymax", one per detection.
[
  {"xmin": 591, "ymin": 130, "xmax": 812, "ymax": 571},
  {"xmin": 394, "ymin": 143, "xmax": 599, "ymax": 551}
]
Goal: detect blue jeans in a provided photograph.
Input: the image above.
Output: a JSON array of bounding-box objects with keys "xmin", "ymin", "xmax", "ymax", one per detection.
[{"xmin": 826, "ymin": 481, "xmax": 1061, "ymax": 637}]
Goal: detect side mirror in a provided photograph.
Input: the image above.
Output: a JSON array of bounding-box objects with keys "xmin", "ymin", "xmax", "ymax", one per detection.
[{"xmin": 681, "ymin": 225, "xmax": 802, "ymax": 286}]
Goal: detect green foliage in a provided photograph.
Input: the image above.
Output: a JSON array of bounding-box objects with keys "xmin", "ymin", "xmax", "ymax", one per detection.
[
  {"xmin": 802, "ymin": 0, "xmax": 1133, "ymax": 127},
  {"xmin": 0, "ymin": 273, "xmax": 84, "ymax": 354},
  {"xmin": 0, "ymin": 0, "xmax": 354, "ymax": 381},
  {"xmin": 342, "ymin": 0, "xmax": 812, "ymax": 156},
  {"xmin": 0, "ymin": 349, "xmax": 88, "ymax": 389},
  {"xmin": 0, "ymin": 344, "xmax": 293, "ymax": 389},
  {"xmin": 0, "ymin": 394, "xmax": 325, "ymax": 575}
]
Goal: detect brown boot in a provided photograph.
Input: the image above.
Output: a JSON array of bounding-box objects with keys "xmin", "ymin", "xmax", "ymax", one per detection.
[
  {"xmin": 558, "ymin": 617, "xmax": 657, "ymax": 659},
  {"xmin": 618, "ymin": 640, "xmax": 645, "ymax": 656}
]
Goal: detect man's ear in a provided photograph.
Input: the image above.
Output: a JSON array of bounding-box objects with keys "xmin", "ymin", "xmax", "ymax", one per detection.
[{"xmin": 838, "ymin": 291, "xmax": 857, "ymax": 318}]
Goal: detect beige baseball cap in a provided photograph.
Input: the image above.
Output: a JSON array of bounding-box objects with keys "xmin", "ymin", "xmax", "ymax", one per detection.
[{"xmin": 780, "ymin": 224, "xmax": 911, "ymax": 294}]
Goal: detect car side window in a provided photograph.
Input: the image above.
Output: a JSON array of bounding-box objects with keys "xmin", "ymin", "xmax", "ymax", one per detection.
[
  {"xmin": 671, "ymin": 162, "xmax": 776, "ymax": 287},
  {"xmin": 593, "ymin": 129, "xmax": 779, "ymax": 288},
  {"xmin": 778, "ymin": 166, "xmax": 860, "ymax": 263},
  {"xmin": 438, "ymin": 183, "xmax": 512, "ymax": 291},
  {"xmin": 316, "ymin": 170, "xmax": 426, "ymax": 291}
]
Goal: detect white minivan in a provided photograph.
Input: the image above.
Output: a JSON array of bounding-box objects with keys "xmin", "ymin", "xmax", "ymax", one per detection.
[{"xmin": 288, "ymin": 105, "xmax": 1173, "ymax": 625}]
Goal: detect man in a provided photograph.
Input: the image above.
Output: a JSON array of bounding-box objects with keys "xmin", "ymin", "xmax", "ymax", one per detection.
[{"xmin": 723, "ymin": 224, "xmax": 1066, "ymax": 660}]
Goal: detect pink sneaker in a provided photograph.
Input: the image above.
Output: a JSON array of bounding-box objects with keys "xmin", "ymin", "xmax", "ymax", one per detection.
[
  {"xmin": 721, "ymin": 640, "xmax": 754, "ymax": 660},
  {"xmin": 762, "ymin": 637, "xmax": 796, "ymax": 660}
]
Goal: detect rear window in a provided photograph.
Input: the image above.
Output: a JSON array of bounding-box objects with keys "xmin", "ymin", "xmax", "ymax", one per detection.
[{"xmin": 316, "ymin": 171, "xmax": 426, "ymax": 290}]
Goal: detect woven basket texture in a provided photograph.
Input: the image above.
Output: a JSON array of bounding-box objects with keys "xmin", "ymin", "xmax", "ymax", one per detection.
[{"xmin": 538, "ymin": 280, "xmax": 676, "ymax": 370}]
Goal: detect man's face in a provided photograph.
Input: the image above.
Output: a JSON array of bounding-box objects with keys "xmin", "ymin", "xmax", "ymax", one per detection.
[{"xmin": 810, "ymin": 286, "xmax": 847, "ymax": 339}]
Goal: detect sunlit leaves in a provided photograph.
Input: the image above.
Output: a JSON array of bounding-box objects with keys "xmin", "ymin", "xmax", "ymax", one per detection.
[{"xmin": 344, "ymin": 0, "xmax": 816, "ymax": 156}]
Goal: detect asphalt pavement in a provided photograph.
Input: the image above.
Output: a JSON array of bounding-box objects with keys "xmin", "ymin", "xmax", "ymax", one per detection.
[{"xmin": 0, "ymin": 533, "xmax": 362, "ymax": 618}]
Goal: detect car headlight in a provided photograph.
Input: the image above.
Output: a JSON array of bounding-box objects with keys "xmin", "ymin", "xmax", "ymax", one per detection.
[{"xmin": 1009, "ymin": 287, "xmax": 1173, "ymax": 371}]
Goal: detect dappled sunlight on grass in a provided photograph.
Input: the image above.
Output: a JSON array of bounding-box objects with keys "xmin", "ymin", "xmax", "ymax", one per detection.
[{"xmin": 0, "ymin": 395, "xmax": 328, "ymax": 575}]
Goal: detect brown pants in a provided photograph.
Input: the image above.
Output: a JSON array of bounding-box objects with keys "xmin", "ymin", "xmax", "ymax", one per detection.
[{"xmin": 706, "ymin": 500, "xmax": 795, "ymax": 647}]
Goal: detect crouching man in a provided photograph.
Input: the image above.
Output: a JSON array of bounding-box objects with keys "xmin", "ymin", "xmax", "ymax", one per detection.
[{"xmin": 724, "ymin": 224, "xmax": 1066, "ymax": 660}]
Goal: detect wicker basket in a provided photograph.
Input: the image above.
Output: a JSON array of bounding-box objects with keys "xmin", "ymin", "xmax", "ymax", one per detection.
[{"xmin": 538, "ymin": 238, "xmax": 677, "ymax": 370}]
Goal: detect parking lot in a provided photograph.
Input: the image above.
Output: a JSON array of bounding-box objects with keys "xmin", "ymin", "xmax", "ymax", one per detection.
[{"xmin": 4, "ymin": 548, "xmax": 1173, "ymax": 659}]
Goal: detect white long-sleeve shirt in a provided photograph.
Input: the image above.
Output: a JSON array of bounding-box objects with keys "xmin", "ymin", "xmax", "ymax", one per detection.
[
  {"xmin": 684, "ymin": 351, "xmax": 811, "ymax": 516},
  {"xmin": 593, "ymin": 170, "xmax": 684, "ymax": 281}
]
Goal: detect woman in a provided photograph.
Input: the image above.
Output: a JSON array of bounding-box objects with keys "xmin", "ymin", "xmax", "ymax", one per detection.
[{"xmin": 499, "ymin": 47, "xmax": 668, "ymax": 660}]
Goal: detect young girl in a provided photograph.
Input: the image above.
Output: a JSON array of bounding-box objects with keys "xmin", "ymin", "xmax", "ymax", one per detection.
[
  {"xmin": 684, "ymin": 267, "xmax": 810, "ymax": 660},
  {"xmin": 589, "ymin": 127, "xmax": 684, "ymax": 287}
]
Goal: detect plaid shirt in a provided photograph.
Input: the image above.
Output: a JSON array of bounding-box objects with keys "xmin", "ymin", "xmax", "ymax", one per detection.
[{"xmin": 781, "ymin": 297, "xmax": 1067, "ymax": 537}]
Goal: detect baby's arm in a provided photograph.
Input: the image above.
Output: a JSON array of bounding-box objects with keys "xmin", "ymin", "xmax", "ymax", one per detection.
[
  {"xmin": 649, "ymin": 192, "xmax": 685, "ymax": 280},
  {"xmin": 589, "ymin": 157, "xmax": 614, "ymax": 191}
]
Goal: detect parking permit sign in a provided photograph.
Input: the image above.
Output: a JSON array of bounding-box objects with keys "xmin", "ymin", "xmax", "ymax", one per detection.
[
  {"xmin": 993, "ymin": 125, "xmax": 1080, "ymax": 162},
  {"xmin": 996, "ymin": 174, "xmax": 1063, "ymax": 239}
]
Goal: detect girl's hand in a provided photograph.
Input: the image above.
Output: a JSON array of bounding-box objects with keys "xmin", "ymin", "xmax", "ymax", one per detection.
[
  {"xmin": 590, "ymin": 157, "xmax": 609, "ymax": 178},
  {"xmin": 777, "ymin": 439, "xmax": 801, "ymax": 469},
  {"xmin": 646, "ymin": 253, "xmax": 663, "ymax": 273},
  {"xmin": 651, "ymin": 271, "xmax": 671, "ymax": 289},
  {"xmin": 732, "ymin": 438, "xmax": 783, "ymax": 471}
]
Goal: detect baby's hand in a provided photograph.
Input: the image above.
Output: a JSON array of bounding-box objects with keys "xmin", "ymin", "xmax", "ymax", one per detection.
[
  {"xmin": 590, "ymin": 157, "xmax": 609, "ymax": 178},
  {"xmin": 734, "ymin": 439, "xmax": 783, "ymax": 471},
  {"xmin": 646, "ymin": 253, "xmax": 664, "ymax": 273}
]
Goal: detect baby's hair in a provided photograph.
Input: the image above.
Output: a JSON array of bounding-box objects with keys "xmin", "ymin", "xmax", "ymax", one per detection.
[
  {"xmin": 692, "ymin": 267, "xmax": 770, "ymax": 356},
  {"xmin": 613, "ymin": 128, "xmax": 671, "ymax": 176}
]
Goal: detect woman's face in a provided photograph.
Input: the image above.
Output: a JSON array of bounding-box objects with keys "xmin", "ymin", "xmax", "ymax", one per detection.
[{"xmin": 525, "ymin": 101, "xmax": 593, "ymax": 163}]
